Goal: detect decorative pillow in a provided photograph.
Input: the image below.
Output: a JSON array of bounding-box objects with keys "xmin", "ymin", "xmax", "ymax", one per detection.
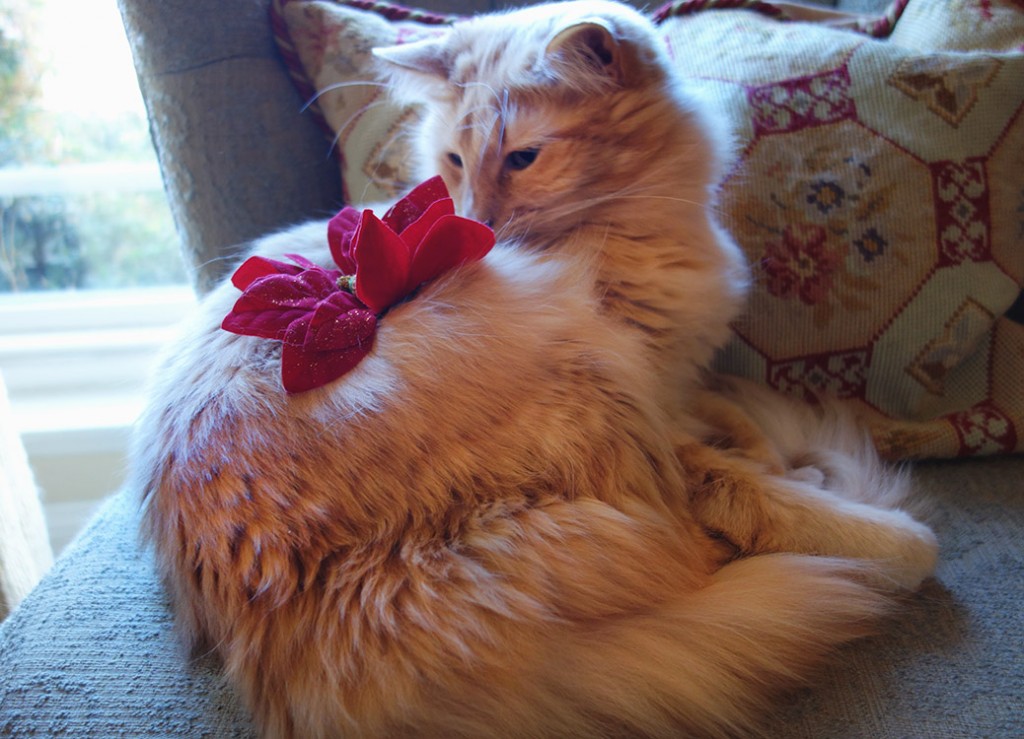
[
  {"xmin": 271, "ymin": 0, "xmax": 1024, "ymax": 460},
  {"xmin": 271, "ymin": 0, "xmax": 454, "ymax": 205}
]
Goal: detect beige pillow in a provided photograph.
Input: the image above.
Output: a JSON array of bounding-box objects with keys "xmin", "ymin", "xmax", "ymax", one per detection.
[
  {"xmin": 272, "ymin": 0, "xmax": 1024, "ymax": 459},
  {"xmin": 272, "ymin": 0, "xmax": 453, "ymax": 205}
]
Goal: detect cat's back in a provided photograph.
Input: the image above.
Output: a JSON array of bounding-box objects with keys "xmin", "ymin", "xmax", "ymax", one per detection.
[{"xmin": 132, "ymin": 227, "xmax": 668, "ymax": 551}]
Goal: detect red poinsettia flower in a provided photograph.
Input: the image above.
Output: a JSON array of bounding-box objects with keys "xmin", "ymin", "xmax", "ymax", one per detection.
[
  {"xmin": 221, "ymin": 253, "xmax": 378, "ymax": 393},
  {"xmin": 328, "ymin": 175, "xmax": 495, "ymax": 313},
  {"xmin": 222, "ymin": 176, "xmax": 494, "ymax": 393}
]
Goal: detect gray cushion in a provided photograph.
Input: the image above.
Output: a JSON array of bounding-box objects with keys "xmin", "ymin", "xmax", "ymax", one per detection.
[
  {"xmin": 2, "ymin": 457, "xmax": 1022, "ymax": 737},
  {"xmin": 0, "ymin": 491, "xmax": 255, "ymax": 738}
]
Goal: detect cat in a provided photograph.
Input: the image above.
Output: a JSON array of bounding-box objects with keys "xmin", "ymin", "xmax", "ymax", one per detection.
[
  {"xmin": 131, "ymin": 2, "xmax": 937, "ymax": 737},
  {"xmin": 377, "ymin": 0, "xmax": 937, "ymax": 580}
]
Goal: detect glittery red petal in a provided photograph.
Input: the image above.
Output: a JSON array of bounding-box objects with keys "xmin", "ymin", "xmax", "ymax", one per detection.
[
  {"xmin": 398, "ymin": 197, "xmax": 456, "ymax": 253},
  {"xmin": 230, "ymin": 255, "xmax": 304, "ymax": 290},
  {"xmin": 382, "ymin": 175, "xmax": 451, "ymax": 234},
  {"xmin": 327, "ymin": 207, "xmax": 361, "ymax": 274},
  {"xmin": 280, "ymin": 307, "xmax": 376, "ymax": 394}
]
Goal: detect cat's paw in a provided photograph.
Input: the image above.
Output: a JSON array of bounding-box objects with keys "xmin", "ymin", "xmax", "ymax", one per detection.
[
  {"xmin": 866, "ymin": 511, "xmax": 939, "ymax": 592},
  {"xmin": 786, "ymin": 465, "xmax": 826, "ymax": 487}
]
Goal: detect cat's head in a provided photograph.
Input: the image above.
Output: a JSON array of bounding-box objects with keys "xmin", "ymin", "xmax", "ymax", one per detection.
[{"xmin": 374, "ymin": 0, "xmax": 708, "ymax": 247}]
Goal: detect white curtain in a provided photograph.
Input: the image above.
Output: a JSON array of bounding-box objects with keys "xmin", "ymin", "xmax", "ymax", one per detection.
[{"xmin": 0, "ymin": 372, "xmax": 53, "ymax": 620}]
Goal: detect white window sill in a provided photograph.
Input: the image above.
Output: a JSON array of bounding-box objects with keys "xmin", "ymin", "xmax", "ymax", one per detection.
[{"xmin": 1, "ymin": 287, "xmax": 195, "ymax": 507}]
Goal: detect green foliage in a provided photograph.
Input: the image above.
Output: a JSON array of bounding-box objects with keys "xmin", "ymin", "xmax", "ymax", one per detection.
[
  {"xmin": 0, "ymin": 0, "xmax": 52, "ymax": 167},
  {"xmin": 70, "ymin": 190, "xmax": 185, "ymax": 289},
  {"xmin": 0, "ymin": 0, "xmax": 186, "ymax": 293},
  {"xmin": 1, "ymin": 191, "xmax": 185, "ymax": 291},
  {"xmin": 0, "ymin": 197, "xmax": 83, "ymax": 290}
]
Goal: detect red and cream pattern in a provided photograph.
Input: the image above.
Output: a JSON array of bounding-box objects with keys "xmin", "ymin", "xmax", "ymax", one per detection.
[
  {"xmin": 662, "ymin": 0, "xmax": 1024, "ymax": 459},
  {"xmin": 273, "ymin": 0, "xmax": 1024, "ymax": 459},
  {"xmin": 272, "ymin": 0, "xmax": 454, "ymax": 205}
]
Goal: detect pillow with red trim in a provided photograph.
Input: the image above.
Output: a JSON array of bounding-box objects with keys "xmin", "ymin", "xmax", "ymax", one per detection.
[
  {"xmin": 272, "ymin": 0, "xmax": 455, "ymax": 205},
  {"xmin": 273, "ymin": 0, "xmax": 1024, "ymax": 459}
]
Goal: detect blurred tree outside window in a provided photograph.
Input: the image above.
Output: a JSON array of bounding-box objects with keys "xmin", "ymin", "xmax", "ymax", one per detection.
[{"xmin": 0, "ymin": 0, "xmax": 185, "ymax": 293}]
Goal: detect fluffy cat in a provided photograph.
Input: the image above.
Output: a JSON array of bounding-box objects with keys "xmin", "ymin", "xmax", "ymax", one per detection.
[
  {"xmin": 131, "ymin": 2, "xmax": 937, "ymax": 737},
  {"xmin": 378, "ymin": 0, "xmax": 936, "ymax": 580}
]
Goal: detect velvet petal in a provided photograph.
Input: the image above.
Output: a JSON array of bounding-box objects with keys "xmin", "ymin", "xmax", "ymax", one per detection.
[
  {"xmin": 353, "ymin": 210, "xmax": 411, "ymax": 313},
  {"xmin": 327, "ymin": 207, "xmax": 362, "ymax": 273},
  {"xmin": 382, "ymin": 175, "xmax": 451, "ymax": 234},
  {"xmin": 280, "ymin": 305, "xmax": 376, "ymax": 394},
  {"xmin": 230, "ymin": 255, "xmax": 304, "ymax": 290},
  {"xmin": 408, "ymin": 214, "xmax": 496, "ymax": 289},
  {"xmin": 397, "ymin": 197, "xmax": 456, "ymax": 252}
]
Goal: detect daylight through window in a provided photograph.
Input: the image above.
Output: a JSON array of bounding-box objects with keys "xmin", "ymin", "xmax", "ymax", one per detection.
[{"xmin": 0, "ymin": 0, "xmax": 185, "ymax": 292}]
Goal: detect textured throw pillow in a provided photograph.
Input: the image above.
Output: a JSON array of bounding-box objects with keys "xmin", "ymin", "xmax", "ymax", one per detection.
[
  {"xmin": 272, "ymin": 0, "xmax": 1024, "ymax": 459},
  {"xmin": 272, "ymin": 0, "xmax": 454, "ymax": 205}
]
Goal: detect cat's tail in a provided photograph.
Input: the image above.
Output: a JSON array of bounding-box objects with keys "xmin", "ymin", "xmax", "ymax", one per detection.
[
  {"xmin": 244, "ymin": 496, "xmax": 897, "ymax": 739},
  {"xmin": 713, "ymin": 374, "xmax": 914, "ymax": 509},
  {"xmin": 538, "ymin": 553, "xmax": 886, "ymax": 739}
]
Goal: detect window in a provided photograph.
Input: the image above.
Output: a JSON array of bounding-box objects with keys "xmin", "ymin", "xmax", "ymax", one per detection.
[{"xmin": 0, "ymin": 0, "xmax": 194, "ymax": 550}]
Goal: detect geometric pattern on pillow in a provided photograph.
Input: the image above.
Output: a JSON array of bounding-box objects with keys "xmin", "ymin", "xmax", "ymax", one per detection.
[
  {"xmin": 272, "ymin": 0, "xmax": 1024, "ymax": 459},
  {"xmin": 662, "ymin": 0, "xmax": 1024, "ymax": 458}
]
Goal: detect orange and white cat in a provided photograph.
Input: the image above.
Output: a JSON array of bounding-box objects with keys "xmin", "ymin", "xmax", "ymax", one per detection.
[{"xmin": 131, "ymin": 2, "xmax": 937, "ymax": 737}]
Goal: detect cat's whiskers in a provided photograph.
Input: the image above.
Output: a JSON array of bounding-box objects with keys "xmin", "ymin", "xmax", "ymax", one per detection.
[
  {"xmin": 328, "ymin": 99, "xmax": 393, "ymax": 160},
  {"xmin": 455, "ymin": 80, "xmax": 505, "ymax": 108},
  {"xmin": 302, "ymin": 80, "xmax": 390, "ymax": 112},
  {"xmin": 574, "ymin": 177, "xmax": 727, "ymax": 220},
  {"xmin": 496, "ymin": 88, "xmax": 511, "ymax": 152},
  {"xmin": 195, "ymin": 252, "xmax": 258, "ymax": 279},
  {"xmin": 453, "ymin": 104, "xmax": 501, "ymax": 134},
  {"xmin": 359, "ymin": 125, "xmax": 420, "ymax": 204}
]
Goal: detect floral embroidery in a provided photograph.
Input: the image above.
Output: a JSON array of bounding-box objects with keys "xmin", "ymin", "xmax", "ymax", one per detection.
[
  {"xmin": 854, "ymin": 227, "xmax": 888, "ymax": 262},
  {"xmin": 762, "ymin": 223, "xmax": 842, "ymax": 305},
  {"xmin": 806, "ymin": 180, "xmax": 846, "ymax": 214}
]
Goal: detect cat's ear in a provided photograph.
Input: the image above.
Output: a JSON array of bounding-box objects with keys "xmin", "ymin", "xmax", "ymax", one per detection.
[
  {"xmin": 373, "ymin": 37, "xmax": 451, "ymax": 81},
  {"xmin": 544, "ymin": 20, "xmax": 624, "ymax": 85}
]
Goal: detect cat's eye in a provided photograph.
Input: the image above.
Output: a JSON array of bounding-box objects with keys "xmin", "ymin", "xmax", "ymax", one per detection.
[
  {"xmin": 506, "ymin": 148, "xmax": 539, "ymax": 171},
  {"xmin": 447, "ymin": 152, "xmax": 463, "ymax": 168}
]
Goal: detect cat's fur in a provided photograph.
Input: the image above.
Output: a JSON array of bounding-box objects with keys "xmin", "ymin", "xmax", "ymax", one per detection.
[{"xmin": 132, "ymin": 2, "xmax": 937, "ymax": 737}]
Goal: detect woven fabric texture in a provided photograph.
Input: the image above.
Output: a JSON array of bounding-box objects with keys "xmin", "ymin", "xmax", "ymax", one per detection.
[
  {"xmin": 667, "ymin": 0, "xmax": 1024, "ymax": 459},
  {"xmin": 273, "ymin": 0, "xmax": 1024, "ymax": 459},
  {"xmin": 0, "ymin": 492, "xmax": 256, "ymax": 738},
  {"xmin": 117, "ymin": 0, "xmax": 344, "ymax": 295},
  {"xmin": 2, "ymin": 459, "xmax": 1023, "ymax": 736}
]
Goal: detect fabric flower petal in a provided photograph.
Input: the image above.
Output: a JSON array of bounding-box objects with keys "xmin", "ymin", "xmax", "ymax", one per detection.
[
  {"xmin": 292, "ymin": 264, "xmax": 345, "ymax": 300},
  {"xmin": 397, "ymin": 197, "xmax": 456, "ymax": 252},
  {"xmin": 408, "ymin": 214, "xmax": 496, "ymax": 289},
  {"xmin": 353, "ymin": 210, "xmax": 412, "ymax": 313},
  {"xmin": 222, "ymin": 272, "xmax": 324, "ymax": 340},
  {"xmin": 327, "ymin": 207, "xmax": 361, "ymax": 273},
  {"xmin": 305, "ymin": 301, "xmax": 377, "ymax": 352},
  {"xmin": 230, "ymin": 255, "xmax": 305, "ymax": 290},
  {"xmin": 221, "ymin": 177, "xmax": 491, "ymax": 394},
  {"xmin": 382, "ymin": 175, "xmax": 451, "ymax": 234},
  {"xmin": 222, "ymin": 302, "xmax": 309, "ymax": 341},
  {"xmin": 280, "ymin": 308, "xmax": 376, "ymax": 394}
]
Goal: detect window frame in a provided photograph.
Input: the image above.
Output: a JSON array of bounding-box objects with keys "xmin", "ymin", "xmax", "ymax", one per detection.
[{"xmin": 1, "ymin": 285, "xmax": 195, "ymax": 503}]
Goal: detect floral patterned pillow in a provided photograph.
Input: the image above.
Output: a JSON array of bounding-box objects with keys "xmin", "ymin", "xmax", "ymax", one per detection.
[
  {"xmin": 661, "ymin": 0, "xmax": 1024, "ymax": 458},
  {"xmin": 272, "ymin": 0, "xmax": 1024, "ymax": 459},
  {"xmin": 272, "ymin": 0, "xmax": 454, "ymax": 205}
]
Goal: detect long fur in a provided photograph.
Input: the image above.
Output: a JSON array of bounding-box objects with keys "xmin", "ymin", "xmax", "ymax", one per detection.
[{"xmin": 131, "ymin": 2, "xmax": 937, "ymax": 737}]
